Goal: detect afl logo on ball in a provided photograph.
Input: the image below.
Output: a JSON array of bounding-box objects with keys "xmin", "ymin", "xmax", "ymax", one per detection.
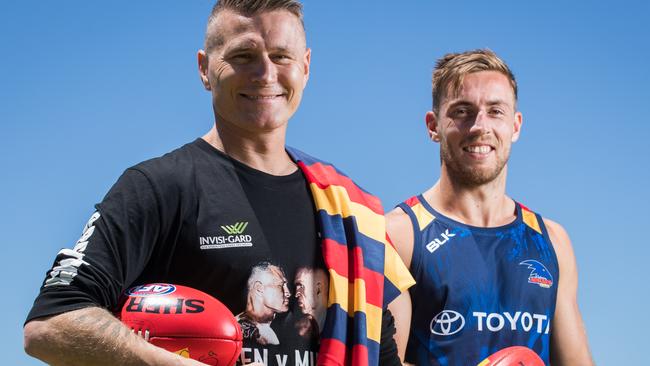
[
  {"xmin": 430, "ymin": 310, "xmax": 465, "ymax": 336},
  {"xmin": 127, "ymin": 283, "xmax": 177, "ymax": 296}
]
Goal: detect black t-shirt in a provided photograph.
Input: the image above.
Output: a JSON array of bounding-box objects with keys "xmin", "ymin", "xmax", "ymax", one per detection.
[
  {"xmin": 27, "ymin": 138, "xmax": 398, "ymax": 365},
  {"xmin": 229, "ymin": 154, "xmax": 326, "ymax": 362}
]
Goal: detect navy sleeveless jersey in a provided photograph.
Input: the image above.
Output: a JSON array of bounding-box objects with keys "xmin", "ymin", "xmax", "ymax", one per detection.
[{"xmin": 398, "ymin": 195, "xmax": 558, "ymax": 366}]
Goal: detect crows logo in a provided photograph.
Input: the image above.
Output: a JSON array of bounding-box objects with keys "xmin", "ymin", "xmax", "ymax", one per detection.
[{"xmin": 519, "ymin": 260, "xmax": 553, "ymax": 288}]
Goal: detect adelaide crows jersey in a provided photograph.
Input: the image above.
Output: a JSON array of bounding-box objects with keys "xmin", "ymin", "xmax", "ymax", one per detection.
[{"xmin": 398, "ymin": 195, "xmax": 558, "ymax": 365}]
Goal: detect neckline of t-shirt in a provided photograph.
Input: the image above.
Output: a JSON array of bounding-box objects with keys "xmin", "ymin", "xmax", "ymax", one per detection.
[
  {"xmin": 194, "ymin": 138, "xmax": 303, "ymax": 183},
  {"xmin": 416, "ymin": 193, "xmax": 523, "ymax": 233}
]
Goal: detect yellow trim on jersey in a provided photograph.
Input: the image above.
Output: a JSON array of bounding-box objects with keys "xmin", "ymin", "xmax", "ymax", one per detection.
[
  {"xmin": 411, "ymin": 202, "xmax": 435, "ymax": 231},
  {"xmin": 522, "ymin": 208, "xmax": 542, "ymax": 234}
]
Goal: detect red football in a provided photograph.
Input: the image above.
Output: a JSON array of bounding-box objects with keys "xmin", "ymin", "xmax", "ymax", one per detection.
[
  {"xmin": 479, "ymin": 346, "xmax": 545, "ymax": 366},
  {"xmin": 118, "ymin": 283, "xmax": 242, "ymax": 366}
]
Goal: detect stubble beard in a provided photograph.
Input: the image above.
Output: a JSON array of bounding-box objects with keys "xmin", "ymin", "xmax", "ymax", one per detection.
[{"xmin": 439, "ymin": 137, "xmax": 510, "ymax": 187}]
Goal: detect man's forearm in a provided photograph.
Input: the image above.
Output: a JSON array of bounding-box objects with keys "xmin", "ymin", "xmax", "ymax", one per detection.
[{"xmin": 24, "ymin": 306, "xmax": 201, "ymax": 366}]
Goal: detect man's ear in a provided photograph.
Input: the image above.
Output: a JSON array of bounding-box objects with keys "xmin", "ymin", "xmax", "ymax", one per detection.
[
  {"xmin": 198, "ymin": 49, "xmax": 211, "ymax": 91},
  {"xmin": 253, "ymin": 280, "xmax": 264, "ymax": 295},
  {"xmin": 302, "ymin": 48, "xmax": 311, "ymax": 86},
  {"xmin": 426, "ymin": 111, "xmax": 440, "ymax": 142},
  {"xmin": 512, "ymin": 111, "xmax": 523, "ymax": 142}
]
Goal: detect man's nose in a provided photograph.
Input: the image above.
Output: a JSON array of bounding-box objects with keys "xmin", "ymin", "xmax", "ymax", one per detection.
[
  {"xmin": 469, "ymin": 109, "xmax": 490, "ymax": 134},
  {"xmin": 251, "ymin": 55, "xmax": 277, "ymax": 84}
]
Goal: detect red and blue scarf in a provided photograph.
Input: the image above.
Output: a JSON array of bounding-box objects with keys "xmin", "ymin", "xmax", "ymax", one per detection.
[{"xmin": 288, "ymin": 147, "xmax": 415, "ymax": 366}]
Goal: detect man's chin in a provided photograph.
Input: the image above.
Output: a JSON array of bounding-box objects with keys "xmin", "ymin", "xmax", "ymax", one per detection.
[
  {"xmin": 443, "ymin": 157, "xmax": 506, "ymax": 186},
  {"xmin": 448, "ymin": 165, "xmax": 504, "ymax": 186},
  {"xmin": 466, "ymin": 172, "xmax": 500, "ymax": 186},
  {"xmin": 240, "ymin": 110, "xmax": 291, "ymax": 128}
]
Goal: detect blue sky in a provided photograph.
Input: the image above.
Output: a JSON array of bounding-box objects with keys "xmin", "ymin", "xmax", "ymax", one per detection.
[{"xmin": 2, "ymin": 1, "xmax": 648, "ymax": 364}]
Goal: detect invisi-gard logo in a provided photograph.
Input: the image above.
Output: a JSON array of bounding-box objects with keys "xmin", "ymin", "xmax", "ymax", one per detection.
[
  {"xmin": 199, "ymin": 221, "xmax": 253, "ymax": 250},
  {"xmin": 221, "ymin": 222, "xmax": 248, "ymax": 235}
]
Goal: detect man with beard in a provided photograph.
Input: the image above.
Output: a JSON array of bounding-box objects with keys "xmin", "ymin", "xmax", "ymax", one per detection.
[
  {"xmin": 386, "ymin": 49, "xmax": 593, "ymax": 365},
  {"xmin": 293, "ymin": 267, "xmax": 328, "ymax": 339}
]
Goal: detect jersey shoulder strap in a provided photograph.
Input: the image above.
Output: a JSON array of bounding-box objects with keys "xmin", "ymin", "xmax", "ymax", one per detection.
[
  {"xmin": 396, "ymin": 195, "xmax": 438, "ymax": 278},
  {"xmin": 516, "ymin": 201, "xmax": 554, "ymax": 246},
  {"xmin": 398, "ymin": 195, "xmax": 436, "ymax": 231}
]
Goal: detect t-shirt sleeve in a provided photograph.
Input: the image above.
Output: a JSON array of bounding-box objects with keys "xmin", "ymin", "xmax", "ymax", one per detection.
[
  {"xmin": 25, "ymin": 168, "xmax": 162, "ymax": 323},
  {"xmin": 379, "ymin": 308, "xmax": 401, "ymax": 366}
]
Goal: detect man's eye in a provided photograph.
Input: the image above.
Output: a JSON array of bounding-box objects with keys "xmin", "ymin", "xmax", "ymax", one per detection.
[
  {"xmin": 490, "ymin": 109, "xmax": 504, "ymax": 116},
  {"xmin": 272, "ymin": 54, "xmax": 291, "ymax": 62},
  {"xmin": 454, "ymin": 108, "xmax": 468, "ymax": 116},
  {"xmin": 230, "ymin": 54, "xmax": 251, "ymax": 62}
]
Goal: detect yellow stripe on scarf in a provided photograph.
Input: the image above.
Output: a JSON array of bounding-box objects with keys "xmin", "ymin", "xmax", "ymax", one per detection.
[
  {"xmin": 328, "ymin": 269, "xmax": 383, "ymax": 343},
  {"xmin": 309, "ymin": 183, "xmax": 385, "ymax": 243},
  {"xmin": 384, "ymin": 243, "xmax": 416, "ymax": 293}
]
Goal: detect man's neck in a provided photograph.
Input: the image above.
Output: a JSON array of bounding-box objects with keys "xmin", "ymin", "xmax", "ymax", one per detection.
[
  {"xmin": 423, "ymin": 165, "xmax": 516, "ymax": 228},
  {"xmin": 202, "ymin": 124, "xmax": 297, "ymax": 176}
]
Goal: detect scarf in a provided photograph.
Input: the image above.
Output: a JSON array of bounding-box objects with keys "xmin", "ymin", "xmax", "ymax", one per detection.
[{"xmin": 288, "ymin": 147, "xmax": 415, "ymax": 366}]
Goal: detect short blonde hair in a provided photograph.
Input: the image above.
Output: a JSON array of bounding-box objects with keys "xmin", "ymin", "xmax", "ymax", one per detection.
[{"xmin": 432, "ymin": 49, "xmax": 517, "ymax": 114}]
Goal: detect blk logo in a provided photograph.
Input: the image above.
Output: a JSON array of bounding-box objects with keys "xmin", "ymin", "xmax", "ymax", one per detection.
[
  {"xmin": 426, "ymin": 229, "xmax": 456, "ymax": 253},
  {"xmin": 430, "ymin": 310, "xmax": 465, "ymax": 336}
]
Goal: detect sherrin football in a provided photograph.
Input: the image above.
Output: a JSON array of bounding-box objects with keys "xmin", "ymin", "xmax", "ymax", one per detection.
[
  {"xmin": 478, "ymin": 346, "xmax": 545, "ymax": 366},
  {"xmin": 118, "ymin": 283, "xmax": 242, "ymax": 366}
]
